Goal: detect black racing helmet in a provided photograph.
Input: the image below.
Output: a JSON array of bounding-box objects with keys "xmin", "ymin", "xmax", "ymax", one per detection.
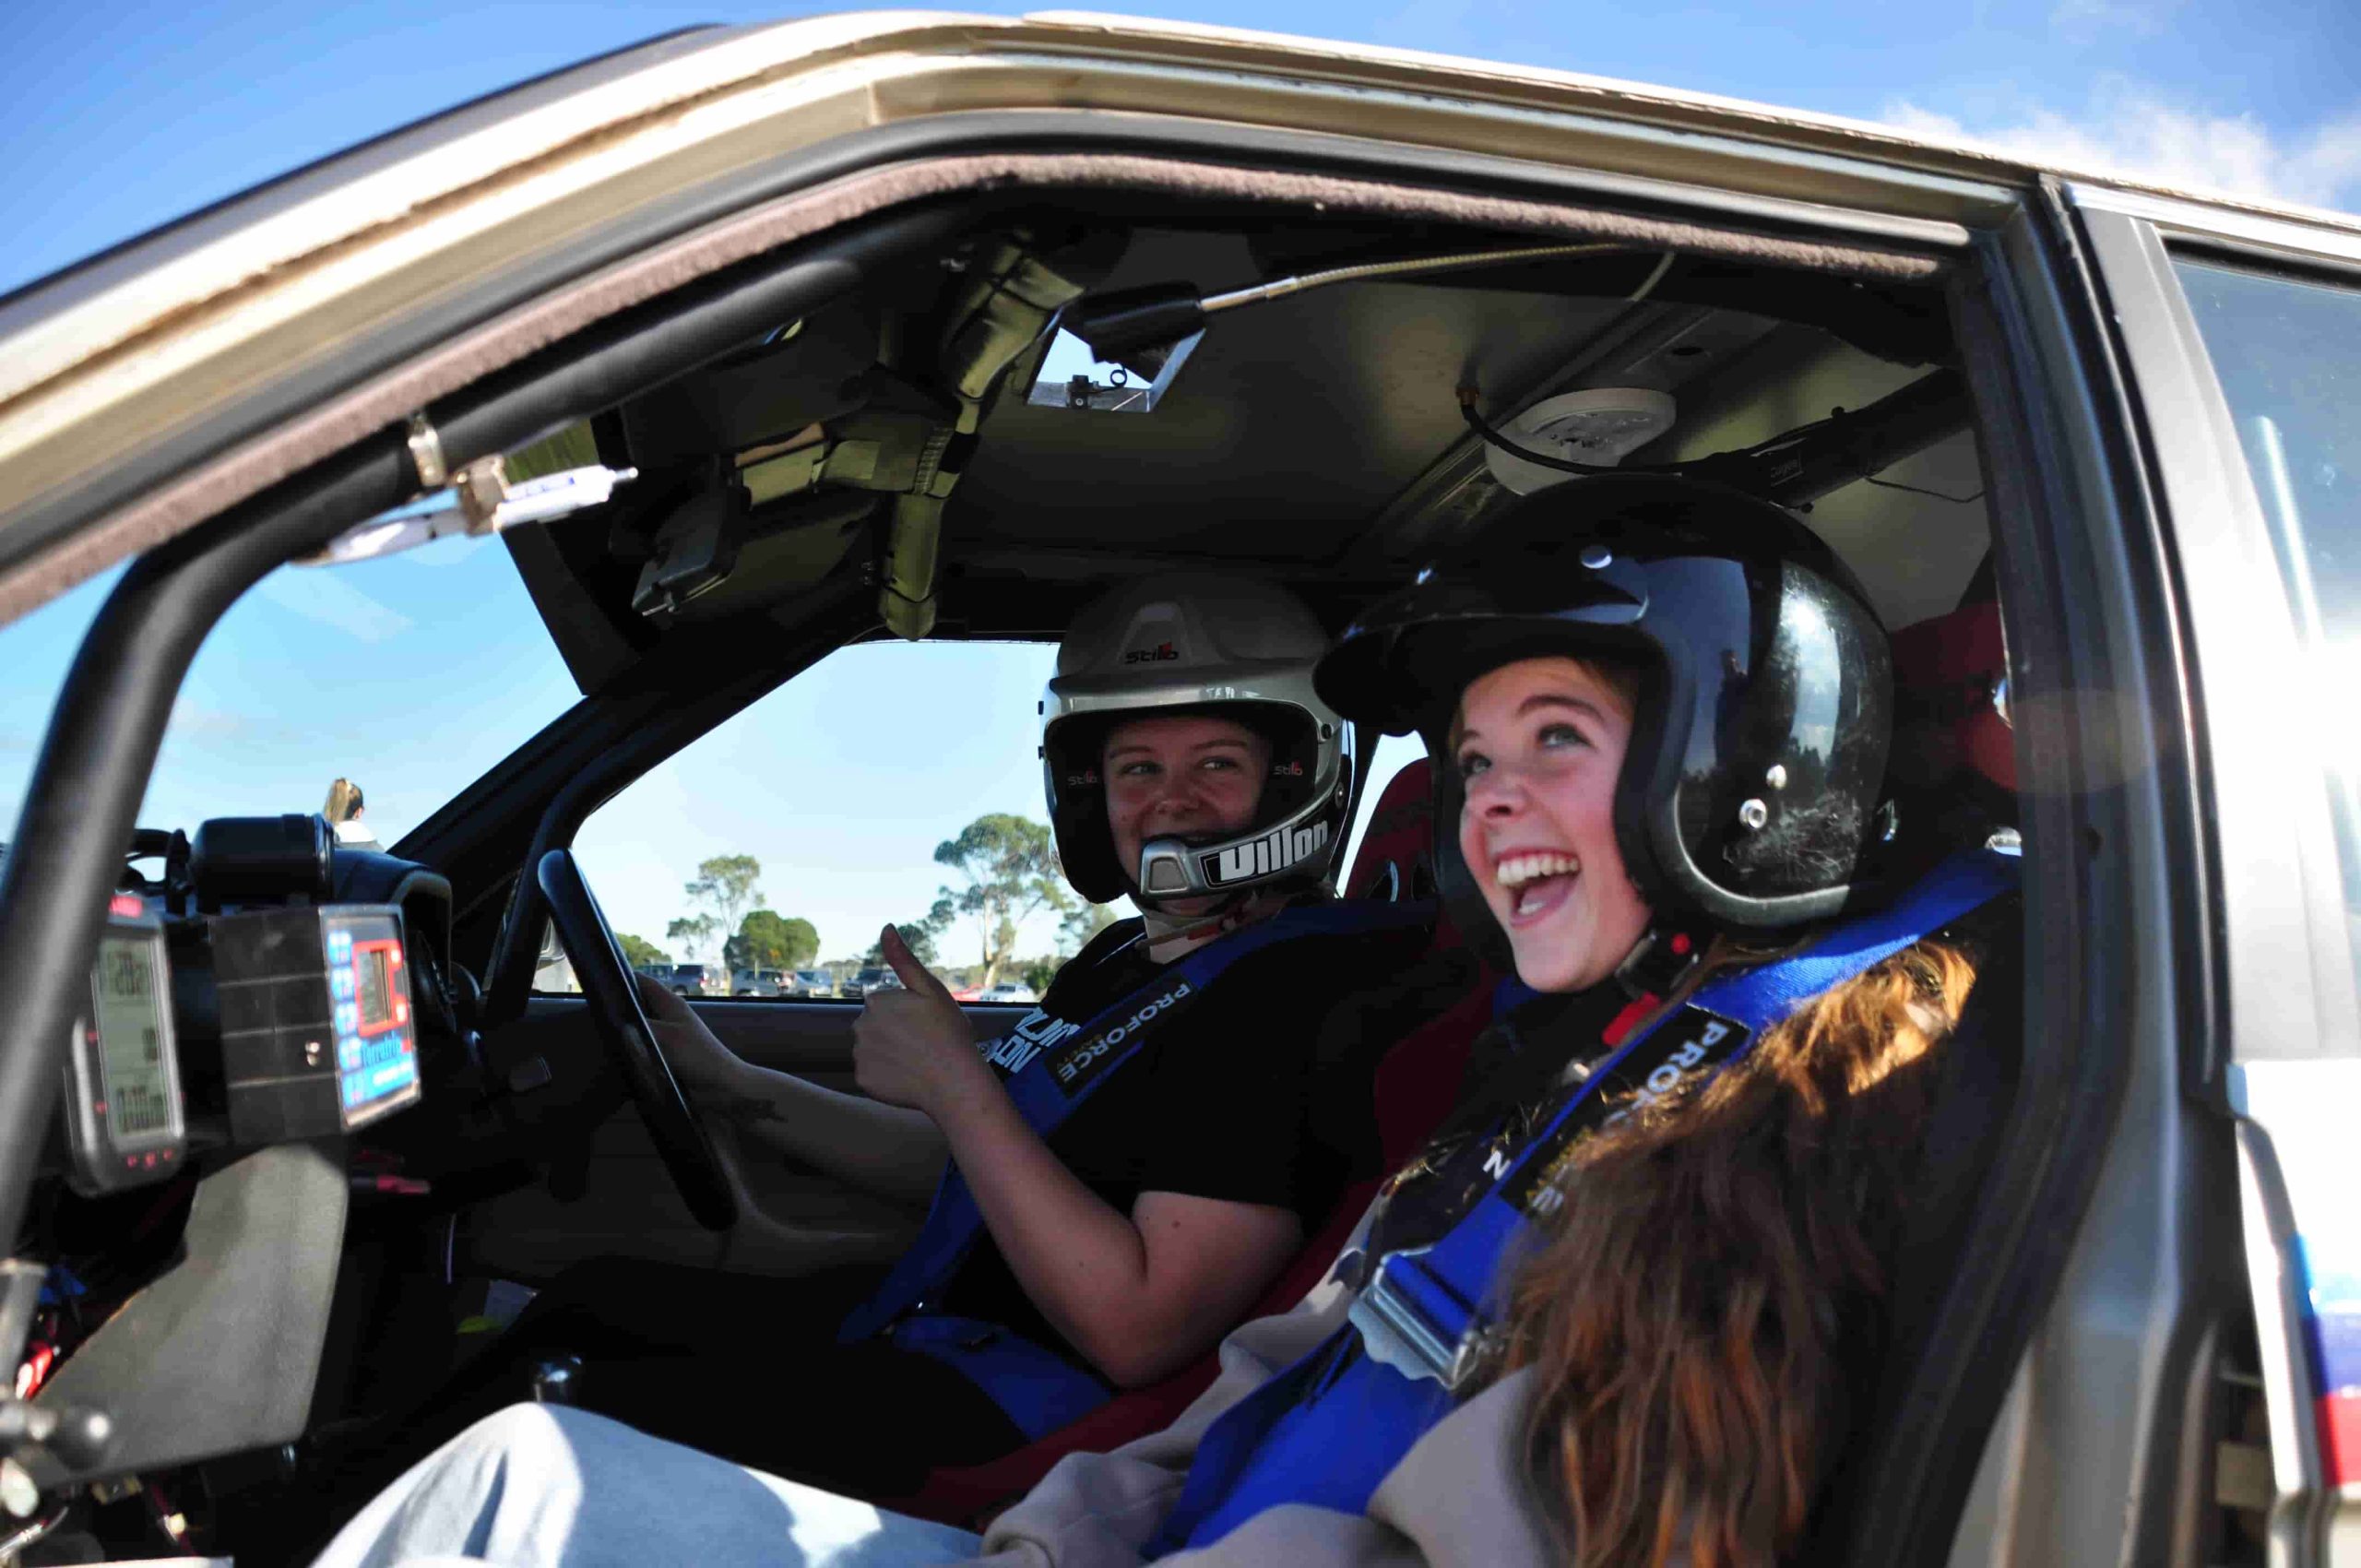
[
  {"xmin": 1044, "ymin": 574, "xmax": 1357, "ymax": 907},
  {"xmin": 1314, "ymin": 474, "xmax": 1892, "ymax": 933}
]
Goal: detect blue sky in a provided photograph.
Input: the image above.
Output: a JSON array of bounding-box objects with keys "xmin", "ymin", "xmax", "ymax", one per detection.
[{"xmin": 2, "ymin": 0, "xmax": 2355, "ymax": 965}]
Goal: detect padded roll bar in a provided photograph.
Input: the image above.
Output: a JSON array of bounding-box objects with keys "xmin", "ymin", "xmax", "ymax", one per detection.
[{"xmin": 0, "ymin": 199, "xmax": 982, "ymax": 1244}]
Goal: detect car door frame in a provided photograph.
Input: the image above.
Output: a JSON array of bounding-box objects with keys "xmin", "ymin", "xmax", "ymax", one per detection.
[
  {"xmin": 2065, "ymin": 184, "xmax": 2361, "ymax": 1566},
  {"xmin": 1758, "ymin": 174, "xmax": 2229, "ymax": 1565}
]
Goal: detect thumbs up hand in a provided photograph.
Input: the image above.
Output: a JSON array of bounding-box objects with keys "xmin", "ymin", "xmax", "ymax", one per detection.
[{"xmin": 853, "ymin": 926, "xmax": 993, "ymax": 1117}]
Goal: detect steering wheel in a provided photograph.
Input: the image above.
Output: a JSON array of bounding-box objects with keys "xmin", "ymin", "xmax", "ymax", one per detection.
[{"xmin": 536, "ymin": 849, "xmax": 739, "ymax": 1230}]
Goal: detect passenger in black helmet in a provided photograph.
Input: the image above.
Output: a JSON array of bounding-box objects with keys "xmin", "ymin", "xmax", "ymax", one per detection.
[
  {"xmin": 316, "ymin": 574, "xmax": 1429, "ymax": 1506},
  {"xmin": 311, "ymin": 479, "xmax": 2017, "ymax": 1568}
]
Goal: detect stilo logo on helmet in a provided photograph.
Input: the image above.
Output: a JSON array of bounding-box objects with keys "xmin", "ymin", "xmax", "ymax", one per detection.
[
  {"xmin": 1041, "ymin": 575, "xmax": 1357, "ymax": 908},
  {"xmin": 1312, "ymin": 474, "xmax": 1897, "ymax": 940}
]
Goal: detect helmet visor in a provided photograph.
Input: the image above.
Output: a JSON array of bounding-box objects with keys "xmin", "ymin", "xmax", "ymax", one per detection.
[{"xmin": 1318, "ymin": 555, "xmax": 1653, "ymax": 736}]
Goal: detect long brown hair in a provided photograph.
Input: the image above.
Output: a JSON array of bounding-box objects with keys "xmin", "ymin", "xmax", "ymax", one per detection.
[{"xmin": 1496, "ymin": 934, "xmax": 1983, "ymax": 1567}]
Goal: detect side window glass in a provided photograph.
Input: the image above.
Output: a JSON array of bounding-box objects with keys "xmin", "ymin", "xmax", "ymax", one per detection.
[
  {"xmin": 2175, "ymin": 255, "xmax": 2361, "ymax": 987},
  {"xmin": 566, "ymin": 642, "xmax": 1069, "ymax": 1000},
  {"xmin": 534, "ymin": 921, "xmax": 579, "ymax": 994}
]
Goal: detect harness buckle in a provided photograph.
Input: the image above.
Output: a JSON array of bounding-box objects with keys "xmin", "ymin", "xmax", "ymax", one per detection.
[
  {"xmin": 1611, "ymin": 925, "xmax": 1699, "ymax": 1003},
  {"xmin": 1347, "ymin": 1246, "xmax": 1498, "ymax": 1394}
]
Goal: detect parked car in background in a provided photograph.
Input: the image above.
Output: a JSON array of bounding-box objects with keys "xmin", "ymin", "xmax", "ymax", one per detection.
[
  {"xmin": 979, "ymin": 982, "xmax": 1038, "ymax": 1004},
  {"xmin": 841, "ymin": 966, "xmax": 899, "ymax": 1001},
  {"xmin": 664, "ymin": 964, "xmax": 710, "ymax": 997},
  {"xmin": 730, "ymin": 968, "xmax": 789, "ymax": 996},
  {"xmin": 789, "ymin": 969, "xmax": 835, "ymax": 999}
]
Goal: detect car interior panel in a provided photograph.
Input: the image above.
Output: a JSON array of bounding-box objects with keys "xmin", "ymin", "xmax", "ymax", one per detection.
[{"xmin": 1, "ymin": 23, "xmax": 2330, "ymax": 1562}]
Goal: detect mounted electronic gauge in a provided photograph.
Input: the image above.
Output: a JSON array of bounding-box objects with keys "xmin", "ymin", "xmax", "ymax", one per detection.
[
  {"xmin": 59, "ymin": 897, "xmax": 187, "ymax": 1194},
  {"xmin": 211, "ymin": 904, "xmax": 423, "ymax": 1143}
]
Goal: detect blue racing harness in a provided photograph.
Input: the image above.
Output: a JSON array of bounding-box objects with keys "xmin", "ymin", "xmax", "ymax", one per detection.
[
  {"xmin": 1152, "ymin": 847, "xmax": 2019, "ymax": 1550},
  {"xmin": 837, "ymin": 897, "xmax": 1436, "ymax": 1440}
]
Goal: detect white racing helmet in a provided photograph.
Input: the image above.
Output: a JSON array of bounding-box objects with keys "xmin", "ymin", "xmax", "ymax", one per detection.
[{"xmin": 1043, "ymin": 574, "xmax": 1357, "ymax": 906}]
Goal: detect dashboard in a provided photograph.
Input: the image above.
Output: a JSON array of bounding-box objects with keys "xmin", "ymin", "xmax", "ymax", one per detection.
[
  {"xmin": 18, "ymin": 811, "xmax": 465, "ymax": 1490},
  {"xmin": 43, "ymin": 819, "xmax": 442, "ymax": 1198}
]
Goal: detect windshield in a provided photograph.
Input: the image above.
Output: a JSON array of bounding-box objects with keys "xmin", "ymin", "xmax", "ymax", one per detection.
[
  {"xmin": 2, "ymin": 529, "xmax": 1421, "ymax": 929},
  {"xmin": 0, "ymin": 537, "xmax": 576, "ymax": 851}
]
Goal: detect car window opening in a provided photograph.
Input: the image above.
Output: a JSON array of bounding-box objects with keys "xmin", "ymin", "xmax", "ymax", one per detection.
[{"xmin": 0, "ymin": 137, "xmax": 2086, "ymax": 1568}]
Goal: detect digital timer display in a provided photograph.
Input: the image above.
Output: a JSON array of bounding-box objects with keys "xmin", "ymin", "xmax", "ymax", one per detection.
[
  {"xmin": 60, "ymin": 904, "xmax": 185, "ymax": 1195},
  {"xmin": 91, "ymin": 930, "xmax": 172, "ymax": 1140}
]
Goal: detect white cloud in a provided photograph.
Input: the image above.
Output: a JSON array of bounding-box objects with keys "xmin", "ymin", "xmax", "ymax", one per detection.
[
  {"xmin": 1882, "ymin": 82, "xmax": 2361, "ymax": 214},
  {"xmin": 164, "ymin": 696, "xmax": 250, "ymax": 742},
  {"xmin": 254, "ymin": 567, "xmax": 414, "ymax": 643}
]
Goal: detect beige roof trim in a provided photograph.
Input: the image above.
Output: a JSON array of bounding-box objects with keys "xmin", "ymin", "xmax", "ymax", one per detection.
[
  {"xmin": 1021, "ymin": 10, "xmax": 2361, "ymax": 233},
  {"xmin": 0, "ymin": 15, "xmax": 977, "ymax": 410},
  {"xmin": 0, "ymin": 149, "xmax": 1937, "ymax": 627}
]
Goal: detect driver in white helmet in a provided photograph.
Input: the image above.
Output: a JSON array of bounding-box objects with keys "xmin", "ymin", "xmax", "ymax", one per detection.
[{"xmin": 331, "ymin": 574, "xmax": 1429, "ymax": 1505}]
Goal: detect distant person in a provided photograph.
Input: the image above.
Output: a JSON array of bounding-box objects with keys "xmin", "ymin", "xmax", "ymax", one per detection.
[
  {"xmin": 323, "ymin": 778, "xmax": 380, "ymax": 849},
  {"xmin": 336, "ymin": 575, "xmax": 1431, "ymax": 1499}
]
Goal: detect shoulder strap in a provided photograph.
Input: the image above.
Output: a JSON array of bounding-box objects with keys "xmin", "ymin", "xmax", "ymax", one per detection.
[
  {"xmin": 1056, "ymin": 916, "xmax": 1151, "ymax": 988},
  {"xmin": 840, "ymin": 897, "xmax": 1435, "ymax": 1343},
  {"xmin": 1353, "ymin": 846, "xmax": 2022, "ymax": 1389},
  {"xmin": 1152, "ymin": 849, "xmax": 2019, "ymax": 1553}
]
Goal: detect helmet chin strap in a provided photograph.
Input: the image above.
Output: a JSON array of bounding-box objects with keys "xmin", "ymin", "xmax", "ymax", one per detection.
[
  {"xmin": 1135, "ymin": 886, "xmax": 1288, "ymax": 963},
  {"xmin": 1128, "ymin": 831, "xmax": 1254, "ymax": 951}
]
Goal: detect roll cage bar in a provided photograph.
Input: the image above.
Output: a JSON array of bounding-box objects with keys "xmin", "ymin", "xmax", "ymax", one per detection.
[{"xmin": 0, "ymin": 196, "xmax": 990, "ymax": 1247}]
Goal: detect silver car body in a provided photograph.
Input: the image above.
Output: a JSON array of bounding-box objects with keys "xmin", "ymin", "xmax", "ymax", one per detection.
[{"xmin": 0, "ymin": 15, "xmax": 2354, "ymax": 1565}]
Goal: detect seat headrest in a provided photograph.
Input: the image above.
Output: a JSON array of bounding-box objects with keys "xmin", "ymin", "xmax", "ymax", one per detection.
[
  {"xmin": 1889, "ymin": 599, "xmax": 2016, "ymax": 796},
  {"xmin": 1345, "ymin": 759, "xmax": 1438, "ymax": 903}
]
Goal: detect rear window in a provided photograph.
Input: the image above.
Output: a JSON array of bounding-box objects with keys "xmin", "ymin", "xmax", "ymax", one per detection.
[{"xmin": 2176, "ymin": 255, "xmax": 2361, "ymax": 992}]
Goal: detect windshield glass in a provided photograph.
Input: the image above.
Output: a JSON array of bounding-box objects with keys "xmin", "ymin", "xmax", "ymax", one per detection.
[
  {"xmin": 2, "ymin": 529, "xmax": 1421, "ymax": 938},
  {"xmin": 0, "ymin": 536, "xmax": 577, "ymax": 851}
]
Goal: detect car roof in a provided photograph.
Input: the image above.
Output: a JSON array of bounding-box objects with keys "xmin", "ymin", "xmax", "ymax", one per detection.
[{"xmin": 4, "ymin": 9, "xmax": 2355, "ymax": 637}]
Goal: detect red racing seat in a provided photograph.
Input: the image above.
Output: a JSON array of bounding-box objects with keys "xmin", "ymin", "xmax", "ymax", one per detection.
[
  {"xmin": 884, "ymin": 757, "xmax": 1496, "ymax": 1526},
  {"xmin": 1889, "ymin": 594, "xmax": 2015, "ymax": 797}
]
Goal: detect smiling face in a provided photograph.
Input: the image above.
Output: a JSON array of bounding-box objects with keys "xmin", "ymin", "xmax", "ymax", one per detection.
[
  {"xmin": 1103, "ymin": 712, "xmax": 1272, "ymax": 914},
  {"xmin": 1453, "ymin": 656, "xmax": 1655, "ymax": 993}
]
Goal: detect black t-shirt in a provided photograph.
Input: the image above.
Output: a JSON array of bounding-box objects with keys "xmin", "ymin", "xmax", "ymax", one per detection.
[{"xmin": 933, "ymin": 909, "xmax": 1431, "ymax": 1360}]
